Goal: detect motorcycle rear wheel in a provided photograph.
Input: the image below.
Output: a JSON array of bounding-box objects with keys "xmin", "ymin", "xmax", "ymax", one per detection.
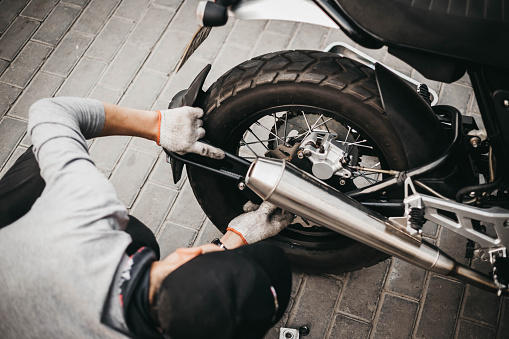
[{"xmin": 188, "ymin": 50, "xmax": 408, "ymax": 273}]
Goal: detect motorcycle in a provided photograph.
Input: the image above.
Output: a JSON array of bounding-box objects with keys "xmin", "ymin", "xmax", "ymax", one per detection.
[{"xmin": 164, "ymin": 0, "xmax": 509, "ymax": 295}]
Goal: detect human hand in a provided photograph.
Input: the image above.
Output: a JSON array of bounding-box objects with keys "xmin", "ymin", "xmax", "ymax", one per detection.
[
  {"xmin": 157, "ymin": 106, "xmax": 224, "ymax": 159},
  {"xmin": 227, "ymin": 201, "xmax": 294, "ymax": 244}
]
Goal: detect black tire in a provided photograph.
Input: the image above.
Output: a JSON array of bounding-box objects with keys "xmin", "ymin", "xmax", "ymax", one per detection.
[{"xmin": 188, "ymin": 50, "xmax": 408, "ymax": 273}]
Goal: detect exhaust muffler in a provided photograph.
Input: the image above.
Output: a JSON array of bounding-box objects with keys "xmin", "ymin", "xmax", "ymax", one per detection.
[{"xmin": 245, "ymin": 158, "xmax": 505, "ymax": 295}]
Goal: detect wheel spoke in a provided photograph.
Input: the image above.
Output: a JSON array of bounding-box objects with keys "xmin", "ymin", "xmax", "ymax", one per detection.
[
  {"xmin": 241, "ymin": 137, "xmax": 260, "ymax": 156},
  {"xmin": 254, "ymin": 121, "xmax": 291, "ymax": 147},
  {"xmin": 247, "ymin": 128, "xmax": 270, "ymax": 150}
]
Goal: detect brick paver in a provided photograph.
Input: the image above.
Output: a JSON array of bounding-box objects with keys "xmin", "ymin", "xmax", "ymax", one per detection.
[{"xmin": 0, "ymin": 0, "xmax": 507, "ymax": 338}]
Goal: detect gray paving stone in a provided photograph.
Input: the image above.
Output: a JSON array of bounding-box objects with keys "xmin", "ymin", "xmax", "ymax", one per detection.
[
  {"xmin": 127, "ymin": 5, "xmax": 174, "ymax": 51},
  {"xmin": 0, "ymin": 83, "xmax": 22, "ymax": 119},
  {"xmin": 157, "ymin": 222, "xmax": 197, "ymax": 258},
  {"xmin": 0, "ymin": 17, "xmax": 39, "ymax": 61},
  {"xmin": 0, "ymin": 41, "xmax": 52, "ymax": 88},
  {"xmin": 32, "ymin": 4, "xmax": 81, "ymax": 45},
  {"xmin": 193, "ymin": 219, "xmax": 223, "ymax": 246},
  {"xmin": 57, "ymin": 57, "xmax": 107, "ymax": 97},
  {"xmin": 372, "ymin": 294, "xmax": 419, "ymax": 339},
  {"xmin": 20, "ymin": 132, "xmax": 32, "ymax": 147},
  {"xmin": 438, "ymin": 227, "xmax": 469, "ymax": 266},
  {"xmin": 0, "ymin": 117, "xmax": 27, "ymax": 168},
  {"xmin": 62, "ymin": 0, "xmax": 90, "ymax": 7},
  {"xmin": 98, "ymin": 42, "xmax": 150, "ymax": 90},
  {"xmin": 130, "ymin": 182, "xmax": 178, "ymax": 233},
  {"xmin": 144, "ymin": 29, "xmax": 194, "ymax": 75},
  {"xmin": 129, "ymin": 137, "xmax": 161, "ymax": 157},
  {"xmin": 110, "ymin": 147, "xmax": 158, "ymax": 207},
  {"xmin": 0, "ymin": 145, "xmax": 27, "ymax": 177},
  {"xmin": 89, "ymin": 135, "xmax": 130, "ymax": 174},
  {"xmin": 8, "ymin": 72, "xmax": 64, "ymax": 120},
  {"xmin": 252, "ymin": 31, "xmax": 291, "ymax": 58},
  {"xmin": 353, "ymin": 44, "xmax": 388, "ymax": 64},
  {"xmin": 439, "ymin": 82, "xmax": 472, "ymax": 114},
  {"xmin": 86, "ymin": 18, "xmax": 134, "ymax": 61},
  {"xmin": 118, "ymin": 70, "xmax": 167, "ymax": 110},
  {"xmin": 324, "ymin": 27, "xmax": 357, "ymax": 50},
  {"xmin": 167, "ymin": 0, "xmax": 201, "ymax": 34},
  {"xmin": 288, "ymin": 23, "xmax": 329, "ymax": 51},
  {"xmin": 386, "ymin": 258, "xmax": 427, "ymax": 299},
  {"xmin": 462, "ymin": 284, "xmax": 501, "ymax": 326},
  {"xmin": 165, "ymin": 181, "xmax": 206, "ymax": 230},
  {"xmin": 41, "ymin": 31, "xmax": 93, "ymax": 76},
  {"xmin": 266, "ymin": 20, "xmax": 294, "ymax": 36},
  {"xmin": 423, "ymin": 220, "xmax": 439, "ymax": 237},
  {"xmin": 0, "ymin": 0, "xmax": 30, "ymax": 33},
  {"xmin": 153, "ymin": 0, "xmax": 183, "ymax": 9},
  {"xmin": 21, "ymin": 0, "xmax": 58, "ymax": 20},
  {"xmin": 287, "ymin": 274, "xmax": 341, "ymax": 339},
  {"xmin": 457, "ymin": 320, "xmax": 496, "ymax": 339},
  {"xmin": 114, "ymin": 0, "xmax": 152, "ymax": 20},
  {"xmin": 72, "ymin": 0, "xmax": 119, "ymax": 35},
  {"xmin": 339, "ymin": 260, "xmax": 390, "ymax": 321},
  {"xmin": 415, "ymin": 275, "xmax": 464, "ymax": 338},
  {"xmin": 87, "ymin": 85, "xmax": 122, "ymax": 103},
  {"xmin": 329, "ymin": 314, "xmax": 371, "ymax": 339},
  {"xmin": 498, "ymin": 298, "xmax": 509, "ymax": 338},
  {"xmin": 148, "ymin": 152, "xmax": 186, "ymax": 189},
  {"xmin": 0, "ymin": 59, "xmax": 8, "ymax": 75},
  {"xmin": 226, "ymin": 20, "xmax": 267, "ymax": 48}
]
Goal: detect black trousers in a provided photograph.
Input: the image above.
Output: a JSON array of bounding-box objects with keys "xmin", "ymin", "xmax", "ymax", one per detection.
[{"xmin": 0, "ymin": 147, "xmax": 160, "ymax": 259}]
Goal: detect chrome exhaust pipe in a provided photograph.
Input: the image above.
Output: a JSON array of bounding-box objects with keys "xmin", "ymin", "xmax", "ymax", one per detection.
[{"xmin": 245, "ymin": 158, "xmax": 504, "ymax": 294}]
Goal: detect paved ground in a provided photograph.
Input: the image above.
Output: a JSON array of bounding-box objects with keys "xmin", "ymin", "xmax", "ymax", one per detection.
[{"xmin": 0, "ymin": 0, "xmax": 507, "ymax": 338}]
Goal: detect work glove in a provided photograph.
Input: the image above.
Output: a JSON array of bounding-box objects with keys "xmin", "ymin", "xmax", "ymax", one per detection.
[
  {"xmin": 227, "ymin": 201, "xmax": 295, "ymax": 244},
  {"xmin": 157, "ymin": 107, "xmax": 224, "ymax": 159}
]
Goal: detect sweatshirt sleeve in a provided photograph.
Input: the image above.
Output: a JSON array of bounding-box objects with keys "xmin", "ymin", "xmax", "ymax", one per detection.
[{"xmin": 27, "ymin": 97, "xmax": 128, "ymax": 230}]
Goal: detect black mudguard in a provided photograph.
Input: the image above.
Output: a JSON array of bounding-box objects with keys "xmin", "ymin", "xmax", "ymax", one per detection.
[
  {"xmin": 375, "ymin": 63, "xmax": 449, "ymax": 169},
  {"xmin": 167, "ymin": 64, "xmax": 212, "ymax": 183}
]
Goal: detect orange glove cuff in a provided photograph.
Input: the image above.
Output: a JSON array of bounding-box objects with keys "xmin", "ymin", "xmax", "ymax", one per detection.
[
  {"xmin": 226, "ymin": 227, "xmax": 249, "ymax": 245},
  {"xmin": 156, "ymin": 110, "xmax": 162, "ymax": 145}
]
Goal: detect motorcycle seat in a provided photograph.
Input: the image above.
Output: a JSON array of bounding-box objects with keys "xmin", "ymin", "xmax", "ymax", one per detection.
[{"xmin": 336, "ymin": 0, "xmax": 509, "ymax": 71}]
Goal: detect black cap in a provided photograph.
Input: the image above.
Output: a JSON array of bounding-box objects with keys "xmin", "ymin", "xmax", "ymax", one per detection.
[{"xmin": 154, "ymin": 243, "xmax": 292, "ymax": 339}]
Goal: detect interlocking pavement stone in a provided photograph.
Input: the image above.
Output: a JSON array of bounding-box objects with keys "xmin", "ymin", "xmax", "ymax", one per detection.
[
  {"xmin": 0, "ymin": 17, "xmax": 40, "ymax": 61},
  {"xmin": 439, "ymin": 81, "xmax": 473, "ymax": 114},
  {"xmin": 147, "ymin": 152, "xmax": 186, "ymax": 190},
  {"xmin": 0, "ymin": 59, "xmax": 9, "ymax": 75},
  {"xmin": 87, "ymin": 85, "xmax": 122, "ymax": 103},
  {"xmin": 145, "ymin": 29, "xmax": 194, "ymax": 75},
  {"xmin": 287, "ymin": 274, "xmax": 342, "ymax": 339},
  {"xmin": 118, "ymin": 70, "xmax": 167, "ymax": 110},
  {"xmin": 89, "ymin": 135, "xmax": 130, "ymax": 175},
  {"xmin": 129, "ymin": 137, "xmax": 161, "ymax": 156},
  {"xmin": 126, "ymin": 5, "xmax": 174, "ymax": 51},
  {"xmin": 8, "ymin": 71, "xmax": 64, "ymax": 120},
  {"xmin": 21, "ymin": 0, "xmax": 58, "ymax": 21},
  {"xmin": 192, "ymin": 20, "xmax": 234, "ymax": 63},
  {"xmin": 159, "ymin": 58, "xmax": 209, "ymax": 102},
  {"xmin": 438, "ymin": 227, "xmax": 470, "ymax": 266},
  {"xmin": 206, "ymin": 44, "xmax": 251, "ymax": 86},
  {"xmin": 0, "ymin": 83, "xmax": 22, "ymax": 119},
  {"xmin": 498, "ymin": 298, "xmax": 509, "ymax": 337},
  {"xmin": 386, "ymin": 258, "xmax": 427, "ymax": 299},
  {"xmin": 41, "ymin": 31, "xmax": 93, "ymax": 77},
  {"xmin": 62, "ymin": 0, "xmax": 91, "ymax": 7},
  {"xmin": 153, "ymin": 0, "xmax": 183, "ymax": 9},
  {"xmin": 130, "ymin": 182, "xmax": 178, "ymax": 233},
  {"xmin": 98, "ymin": 42, "xmax": 150, "ymax": 90},
  {"xmin": 72, "ymin": 0, "xmax": 120, "ymax": 36},
  {"xmin": 226, "ymin": 20, "xmax": 267, "ymax": 48},
  {"xmin": 288, "ymin": 23, "xmax": 329, "ymax": 51},
  {"xmin": 109, "ymin": 147, "xmax": 158, "ymax": 208},
  {"xmin": 0, "ymin": 41, "xmax": 52, "ymax": 88},
  {"xmin": 166, "ymin": 0, "xmax": 201, "ymax": 34},
  {"xmin": 0, "ymin": 117, "xmax": 27, "ymax": 169},
  {"xmin": 373, "ymin": 294, "xmax": 419, "ymax": 339},
  {"xmin": 57, "ymin": 57, "xmax": 107, "ymax": 97},
  {"xmin": 457, "ymin": 320, "xmax": 497, "ymax": 339},
  {"xmin": 32, "ymin": 4, "xmax": 81, "ymax": 46},
  {"xmin": 114, "ymin": 0, "xmax": 152, "ymax": 21},
  {"xmin": 0, "ymin": 0, "xmax": 30, "ymax": 33},
  {"xmin": 157, "ymin": 222, "xmax": 197, "ymax": 259},
  {"xmin": 462, "ymin": 284, "xmax": 501, "ymax": 326},
  {"xmin": 0, "ymin": 145, "xmax": 27, "ymax": 178},
  {"xmin": 329, "ymin": 314, "xmax": 372, "ymax": 339},
  {"xmin": 266, "ymin": 20, "xmax": 295, "ymax": 36},
  {"xmin": 415, "ymin": 275, "xmax": 464, "ymax": 338},
  {"xmin": 252, "ymin": 31, "xmax": 292, "ymax": 59},
  {"xmin": 339, "ymin": 259, "xmax": 391, "ymax": 321},
  {"xmin": 85, "ymin": 18, "xmax": 134, "ymax": 62},
  {"xmin": 165, "ymin": 181, "xmax": 206, "ymax": 230}
]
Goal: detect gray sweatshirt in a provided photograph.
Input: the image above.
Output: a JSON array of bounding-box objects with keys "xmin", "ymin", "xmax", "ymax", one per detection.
[{"xmin": 0, "ymin": 97, "xmax": 135, "ymax": 338}]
